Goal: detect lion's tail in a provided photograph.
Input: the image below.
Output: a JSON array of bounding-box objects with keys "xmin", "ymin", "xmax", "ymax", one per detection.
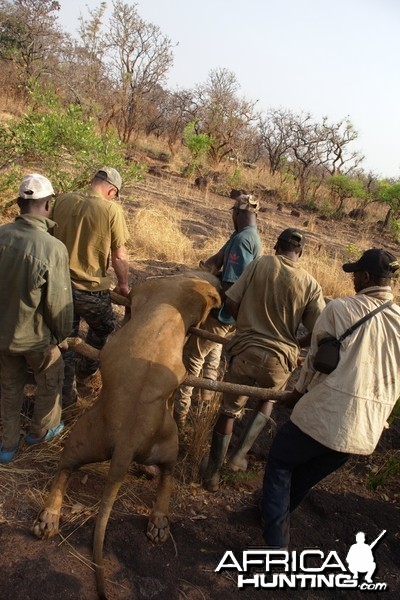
[{"xmin": 93, "ymin": 474, "xmax": 125, "ymax": 600}]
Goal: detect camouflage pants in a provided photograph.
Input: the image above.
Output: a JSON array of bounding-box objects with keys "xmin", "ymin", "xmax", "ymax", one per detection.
[{"xmin": 62, "ymin": 289, "xmax": 116, "ymax": 404}]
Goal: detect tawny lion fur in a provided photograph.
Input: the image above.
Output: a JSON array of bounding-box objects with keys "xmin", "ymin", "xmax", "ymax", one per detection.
[{"xmin": 32, "ymin": 272, "xmax": 221, "ymax": 600}]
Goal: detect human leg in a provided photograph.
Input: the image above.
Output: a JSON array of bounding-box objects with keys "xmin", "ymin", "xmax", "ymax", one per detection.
[
  {"xmin": 262, "ymin": 420, "xmax": 350, "ymax": 548},
  {"xmin": 202, "ymin": 354, "xmax": 251, "ymax": 491},
  {"xmin": 229, "ymin": 349, "xmax": 288, "ymax": 471},
  {"xmin": 289, "ymin": 446, "xmax": 350, "ymax": 511},
  {"xmin": 73, "ymin": 290, "xmax": 116, "ymax": 378},
  {"xmin": 173, "ymin": 315, "xmax": 231, "ymax": 426},
  {"xmin": 0, "ymin": 353, "xmax": 26, "ymax": 454},
  {"xmin": 173, "ymin": 334, "xmax": 213, "ymax": 427},
  {"xmin": 61, "ymin": 312, "xmax": 80, "ymax": 406},
  {"xmin": 25, "ymin": 345, "xmax": 64, "ymax": 441}
]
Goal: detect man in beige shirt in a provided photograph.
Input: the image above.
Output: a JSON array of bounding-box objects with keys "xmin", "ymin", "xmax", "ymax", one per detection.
[
  {"xmin": 262, "ymin": 248, "xmax": 400, "ymax": 549},
  {"xmin": 202, "ymin": 228, "xmax": 325, "ymax": 492},
  {"xmin": 53, "ymin": 167, "xmax": 130, "ymax": 405}
]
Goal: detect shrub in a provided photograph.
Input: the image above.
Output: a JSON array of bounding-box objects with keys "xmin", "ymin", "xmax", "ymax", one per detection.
[{"xmin": 0, "ymin": 85, "xmax": 144, "ymax": 205}]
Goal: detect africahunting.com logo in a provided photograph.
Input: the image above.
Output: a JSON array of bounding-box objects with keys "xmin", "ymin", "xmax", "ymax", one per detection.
[{"xmin": 215, "ymin": 530, "xmax": 387, "ymax": 591}]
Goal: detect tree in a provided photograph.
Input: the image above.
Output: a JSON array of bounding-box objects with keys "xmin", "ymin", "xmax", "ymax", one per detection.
[
  {"xmin": 326, "ymin": 174, "xmax": 367, "ymax": 213},
  {"xmin": 191, "ymin": 68, "xmax": 258, "ymax": 164},
  {"xmin": 53, "ymin": 2, "xmax": 116, "ymax": 128},
  {"xmin": 319, "ymin": 117, "xmax": 364, "ymax": 175},
  {"xmin": 145, "ymin": 87, "xmax": 195, "ymax": 155},
  {"xmin": 0, "ymin": 0, "xmax": 65, "ymax": 93},
  {"xmin": 376, "ymin": 180, "xmax": 400, "ymax": 230},
  {"xmin": 0, "ymin": 84, "xmax": 144, "ymax": 199},
  {"xmin": 257, "ymin": 108, "xmax": 295, "ymax": 175},
  {"xmin": 106, "ymin": 0, "xmax": 175, "ymax": 143}
]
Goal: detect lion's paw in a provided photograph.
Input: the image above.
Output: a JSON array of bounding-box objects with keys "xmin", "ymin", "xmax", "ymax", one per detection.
[
  {"xmin": 32, "ymin": 509, "xmax": 60, "ymax": 539},
  {"xmin": 146, "ymin": 514, "xmax": 170, "ymax": 544}
]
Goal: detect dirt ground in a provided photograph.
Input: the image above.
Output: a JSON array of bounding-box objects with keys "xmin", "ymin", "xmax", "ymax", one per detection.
[{"xmin": 1, "ymin": 172, "xmax": 399, "ymax": 599}]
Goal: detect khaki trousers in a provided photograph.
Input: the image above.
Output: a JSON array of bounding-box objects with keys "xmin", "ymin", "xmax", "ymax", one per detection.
[
  {"xmin": 0, "ymin": 345, "xmax": 63, "ymax": 448},
  {"xmin": 221, "ymin": 346, "xmax": 289, "ymax": 417},
  {"xmin": 173, "ymin": 313, "xmax": 233, "ymax": 419}
]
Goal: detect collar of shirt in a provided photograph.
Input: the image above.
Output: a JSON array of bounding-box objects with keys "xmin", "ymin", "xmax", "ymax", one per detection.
[
  {"xmin": 15, "ymin": 214, "xmax": 56, "ymax": 232},
  {"xmin": 356, "ymin": 285, "xmax": 394, "ymax": 301}
]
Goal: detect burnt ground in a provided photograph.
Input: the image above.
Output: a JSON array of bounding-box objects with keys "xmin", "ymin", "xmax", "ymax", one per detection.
[{"xmin": 1, "ymin": 172, "xmax": 400, "ymax": 599}]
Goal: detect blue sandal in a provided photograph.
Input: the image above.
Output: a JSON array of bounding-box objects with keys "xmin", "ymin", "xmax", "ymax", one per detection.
[
  {"xmin": 0, "ymin": 443, "xmax": 19, "ymax": 464},
  {"xmin": 25, "ymin": 422, "xmax": 64, "ymax": 446}
]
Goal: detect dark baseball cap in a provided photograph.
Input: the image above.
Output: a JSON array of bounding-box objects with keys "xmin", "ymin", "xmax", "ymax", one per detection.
[
  {"xmin": 343, "ymin": 248, "xmax": 399, "ymax": 278},
  {"xmin": 277, "ymin": 228, "xmax": 305, "ymax": 248}
]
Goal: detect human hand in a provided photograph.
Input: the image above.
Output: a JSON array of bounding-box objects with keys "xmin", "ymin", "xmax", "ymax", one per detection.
[
  {"xmin": 58, "ymin": 339, "xmax": 69, "ymax": 352},
  {"xmin": 279, "ymin": 389, "xmax": 303, "ymax": 409},
  {"xmin": 113, "ymin": 284, "xmax": 130, "ymax": 297}
]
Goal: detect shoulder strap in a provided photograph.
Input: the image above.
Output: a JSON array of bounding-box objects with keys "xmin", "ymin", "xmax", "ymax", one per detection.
[{"xmin": 338, "ymin": 300, "xmax": 393, "ymax": 343}]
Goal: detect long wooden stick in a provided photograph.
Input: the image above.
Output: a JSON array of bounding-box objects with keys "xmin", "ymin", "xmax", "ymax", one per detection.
[
  {"xmin": 110, "ymin": 290, "xmax": 130, "ymax": 307},
  {"xmin": 66, "ymin": 337, "xmax": 100, "ymax": 361},
  {"xmin": 66, "ymin": 338, "xmax": 284, "ymax": 402},
  {"xmin": 188, "ymin": 326, "xmax": 228, "ymax": 345},
  {"xmin": 183, "ymin": 375, "xmax": 283, "ymax": 402}
]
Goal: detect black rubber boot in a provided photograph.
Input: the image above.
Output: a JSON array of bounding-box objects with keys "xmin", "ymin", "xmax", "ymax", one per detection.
[
  {"xmin": 228, "ymin": 411, "xmax": 269, "ymax": 472},
  {"xmin": 201, "ymin": 431, "xmax": 232, "ymax": 492}
]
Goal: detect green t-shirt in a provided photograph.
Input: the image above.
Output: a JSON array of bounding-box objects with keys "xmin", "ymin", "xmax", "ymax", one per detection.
[
  {"xmin": 53, "ymin": 188, "xmax": 129, "ymax": 292},
  {"xmin": 217, "ymin": 225, "xmax": 262, "ymax": 324}
]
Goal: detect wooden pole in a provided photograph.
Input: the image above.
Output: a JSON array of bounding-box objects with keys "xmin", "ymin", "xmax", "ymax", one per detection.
[
  {"xmin": 66, "ymin": 337, "xmax": 100, "ymax": 361},
  {"xmin": 183, "ymin": 375, "xmax": 284, "ymax": 402},
  {"xmin": 67, "ymin": 339, "xmax": 284, "ymax": 402},
  {"xmin": 187, "ymin": 326, "xmax": 228, "ymax": 345}
]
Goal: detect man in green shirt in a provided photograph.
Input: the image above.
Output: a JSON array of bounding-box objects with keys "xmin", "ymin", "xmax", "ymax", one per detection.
[
  {"xmin": 53, "ymin": 167, "xmax": 130, "ymax": 406},
  {"xmin": 0, "ymin": 174, "xmax": 73, "ymax": 463}
]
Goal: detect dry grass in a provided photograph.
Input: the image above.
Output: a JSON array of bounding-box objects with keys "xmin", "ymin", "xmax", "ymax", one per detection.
[
  {"xmin": 175, "ymin": 390, "xmax": 223, "ymax": 485},
  {"xmin": 126, "ymin": 205, "xmax": 196, "ymax": 264},
  {"xmin": 302, "ymin": 247, "xmax": 354, "ymax": 298}
]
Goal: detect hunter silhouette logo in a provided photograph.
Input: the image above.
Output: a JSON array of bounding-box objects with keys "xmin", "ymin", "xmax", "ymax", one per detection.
[
  {"xmin": 215, "ymin": 530, "xmax": 388, "ymax": 590},
  {"xmin": 346, "ymin": 530, "xmax": 386, "ymax": 585}
]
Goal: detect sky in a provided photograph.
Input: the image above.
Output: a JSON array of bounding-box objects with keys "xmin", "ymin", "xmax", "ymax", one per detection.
[{"xmin": 58, "ymin": 0, "xmax": 400, "ymax": 179}]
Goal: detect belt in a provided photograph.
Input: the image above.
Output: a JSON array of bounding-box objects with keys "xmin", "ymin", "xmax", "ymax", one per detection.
[{"xmin": 73, "ymin": 289, "xmax": 109, "ymax": 297}]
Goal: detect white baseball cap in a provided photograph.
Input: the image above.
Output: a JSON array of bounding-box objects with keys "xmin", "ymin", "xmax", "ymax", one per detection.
[{"xmin": 18, "ymin": 174, "xmax": 55, "ymax": 200}]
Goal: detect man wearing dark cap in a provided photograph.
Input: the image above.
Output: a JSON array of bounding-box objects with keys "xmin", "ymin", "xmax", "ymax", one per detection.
[
  {"xmin": 173, "ymin": 193, "xmax": 262, "ymax": 431},
  {"xmin": 53, "ymin": 167, "xmax": 130, "ymax": 406},
  {"xmin": 262, "ymin": 248, "xmax": 400, "ymax": 549},
  {"xmin": 0, "ymin": 174, "xmax": 73, "ymax": 463},
  {"xmin": 202, "ymin": 228, "xmax": 325, "ymax": 491}
]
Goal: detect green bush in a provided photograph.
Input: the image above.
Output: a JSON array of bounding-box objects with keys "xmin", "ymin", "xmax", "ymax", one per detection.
[{"xmin": 0, "ymin": 85, "xmax": 144, "ymax": 204}]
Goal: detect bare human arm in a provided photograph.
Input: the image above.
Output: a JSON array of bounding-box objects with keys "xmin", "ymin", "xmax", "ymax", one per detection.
[
  {"xmin": 201, "ymin": 248, "xmax": 225, "ymax": 273},
  {"xmin": 111, "ymin": 245, "xmax": 129, "ymax": 297},
  {"xmin": 224, "ymin": 296, "xmax": 240, "ymax": 320}
]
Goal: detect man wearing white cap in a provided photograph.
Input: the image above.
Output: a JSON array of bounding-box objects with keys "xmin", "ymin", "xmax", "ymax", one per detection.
[
  {"xmin": 0, "ymin": 174, "xmax": 73, "ymax": 463},
  {"xmin": 53, "ymin": 167, "xmax": 130, "ymax": 406}
]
